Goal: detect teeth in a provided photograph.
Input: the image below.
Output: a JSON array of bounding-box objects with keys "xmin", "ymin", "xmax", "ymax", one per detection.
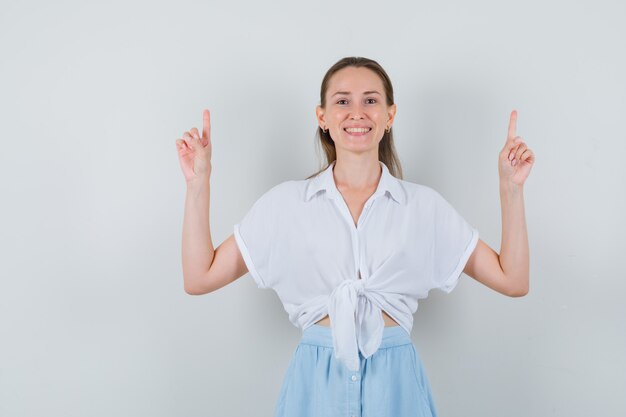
[{"xmin": 345, "ymin": 127, "xmax": 371, "ymax": 133}]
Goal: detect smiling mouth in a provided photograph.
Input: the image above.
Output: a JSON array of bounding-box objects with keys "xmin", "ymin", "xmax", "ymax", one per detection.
[{"xmin": 344, "ymin": 127, "xmax": 372, "ymax": 134}]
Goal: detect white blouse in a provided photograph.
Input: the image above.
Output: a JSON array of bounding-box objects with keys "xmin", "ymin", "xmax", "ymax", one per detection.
[{"xmin": 234, "ymin": 160, "xmax": 479, "ymax": 372}]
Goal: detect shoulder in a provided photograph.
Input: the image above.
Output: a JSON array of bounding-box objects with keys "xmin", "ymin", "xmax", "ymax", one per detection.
[
  {"xmin": 250, "ymin": 179, "xmax": 304, "ymax": 212},
  {"xmin": 259, "ymin": 179, "xmax": 301, "ymax": 200},
  {"xmin": 395, "ymin": 178, "xmax": 442, "ymax": 208}
]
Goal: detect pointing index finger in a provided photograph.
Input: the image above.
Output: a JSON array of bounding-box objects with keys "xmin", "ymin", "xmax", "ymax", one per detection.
[
  {"xmin": 508, "ymin": 110, "xmax": 517, "ymax": 140},
  {"xmin": 202, "ymin": 109, "xmax": 211, "ymax": 140}
]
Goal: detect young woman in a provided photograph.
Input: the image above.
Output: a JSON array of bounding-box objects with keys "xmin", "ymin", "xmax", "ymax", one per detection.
[{"xmin": 176, "ymin": 56, "xmax": 534, "ymax": 417}]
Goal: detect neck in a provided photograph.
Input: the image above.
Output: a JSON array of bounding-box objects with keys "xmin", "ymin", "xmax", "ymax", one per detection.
[{"xmin": 332, "ymin": 156, "xmax": 381, "ymax": 192}]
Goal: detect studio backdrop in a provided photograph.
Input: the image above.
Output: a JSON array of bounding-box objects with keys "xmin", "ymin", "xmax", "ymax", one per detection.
[{"xmin": 0, "ymin": 1, "xmax": 624, "ymax": 416}]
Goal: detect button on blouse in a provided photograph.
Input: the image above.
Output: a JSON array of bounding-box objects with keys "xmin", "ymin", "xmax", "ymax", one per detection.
[{"xmin": 234, "ymin": 160, "xmax": 479, "ymax": 372}]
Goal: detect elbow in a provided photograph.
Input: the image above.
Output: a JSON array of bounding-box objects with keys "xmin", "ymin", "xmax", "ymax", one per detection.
[
  {"xmin": 507, "ymin": 281, "xmax": 529, "ymax": 297},
  {"xmin": 509, "ymin": 287, "xmax": 529, "ymax": 297},
  {"xmin": 184, "ymin": 284, "xmax": 201, "ymax": 295},
  {"xmin": 183, "ymin": 276, "xmax": 204, "ymax": 295},
  {"xmin": 184, "ymin": 275, "xmax": 214, "ymax": 296}
]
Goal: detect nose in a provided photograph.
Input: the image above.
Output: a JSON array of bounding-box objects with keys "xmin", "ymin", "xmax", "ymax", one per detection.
[{"xmin": 350, "ymin": 104, "xmax": 364, "ymax": 120}]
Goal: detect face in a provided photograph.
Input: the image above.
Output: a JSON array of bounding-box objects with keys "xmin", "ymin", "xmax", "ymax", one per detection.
[{"xmin": 316, "ymin": 66, "xmax": 396, "ymax": 153}]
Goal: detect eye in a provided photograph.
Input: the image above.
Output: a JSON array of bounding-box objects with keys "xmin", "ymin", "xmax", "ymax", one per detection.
[
  {"xmin": 337, "ymin": 99, "xmax": 348, "ymax": 105},
  {"xmin": 366, "ymin": 98, "xmax": 377, "ymax": 104}
]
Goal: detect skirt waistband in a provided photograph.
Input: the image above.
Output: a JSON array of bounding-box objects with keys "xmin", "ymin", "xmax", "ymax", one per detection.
[{"xmin": 300, "ymin": 324, "xmax": 412, "ymax": 349}]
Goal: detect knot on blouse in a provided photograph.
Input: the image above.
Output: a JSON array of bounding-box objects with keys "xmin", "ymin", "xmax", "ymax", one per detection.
[
  {"xmin": 351, "ymin": 278, "xmax": 365, "ymax": 295},
  {"xmin": 327, "ymin": 279, "xmax": 385, "ymax": 372}
]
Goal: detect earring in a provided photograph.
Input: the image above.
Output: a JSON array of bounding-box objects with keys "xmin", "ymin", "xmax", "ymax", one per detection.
[
  {"xmin": 323, "ymin": 126, "xmax": 327, "ymax": 133},
  {"xmin": 386, "ymin": 126, "xmax": 391, "ymax": 133}
]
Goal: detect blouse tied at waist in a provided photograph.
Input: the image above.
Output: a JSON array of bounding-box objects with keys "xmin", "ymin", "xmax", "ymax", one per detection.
[{"xmin": 327, "ymin": 278, "xmax": 386, "ymax": 372}]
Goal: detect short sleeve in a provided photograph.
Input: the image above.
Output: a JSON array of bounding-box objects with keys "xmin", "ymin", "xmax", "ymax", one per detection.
[
  {"xmin": 233, "ymin": 187, "xmax": 278, "ymax": 289},
  {"xmin": 431, "ymin": 190, "xmax": 479, "ymax": 293}
]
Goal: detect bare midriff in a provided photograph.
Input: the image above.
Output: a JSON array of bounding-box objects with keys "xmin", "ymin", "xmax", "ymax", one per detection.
[{"xmin": 315, "ymin": 310, "xmax": 400, "ymax": 327}]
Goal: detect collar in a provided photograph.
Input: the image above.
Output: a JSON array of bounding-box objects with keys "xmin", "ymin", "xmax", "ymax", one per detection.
[{"xmin": 304, "ymin": 160, "xmax": 406, "ymax": 204}]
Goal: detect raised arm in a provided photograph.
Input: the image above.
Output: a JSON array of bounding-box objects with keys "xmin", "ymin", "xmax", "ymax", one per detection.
[
  {"xmin": 176, "ymin": 109, "xmax": 249, "ymax": 295},
  {"xmin": 463, "ymin": 110, "xmax": 535, "ymax": 297}
]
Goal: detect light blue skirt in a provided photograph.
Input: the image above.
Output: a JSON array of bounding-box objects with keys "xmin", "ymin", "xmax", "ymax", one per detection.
[{"xmin": 274, "ymin": 324, "xmax": 438, "ymax": 417}]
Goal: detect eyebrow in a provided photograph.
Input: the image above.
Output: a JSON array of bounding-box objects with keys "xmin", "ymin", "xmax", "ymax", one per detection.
[{"xmin": 331, "ymin": 90, "xmax": 381, "ymax": 97}]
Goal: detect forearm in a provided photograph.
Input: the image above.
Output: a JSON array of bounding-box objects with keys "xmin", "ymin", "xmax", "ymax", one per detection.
[
  {"xmin": 498, "ymin": 181, "xmax": 530, "ymax": 296},
  {"xmin": 182, "ymin": 174, "xmax": 215, "ymax": 292}
]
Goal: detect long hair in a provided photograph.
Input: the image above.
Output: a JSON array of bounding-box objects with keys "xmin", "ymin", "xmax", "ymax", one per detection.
[{"xmin": 306, "ymin": 56, "xmax": 404, "ymax": 180}]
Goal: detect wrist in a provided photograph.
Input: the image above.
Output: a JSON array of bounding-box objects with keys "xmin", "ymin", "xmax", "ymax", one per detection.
[
  {"xmin": 186, "ymin": 173, "xmax": 211, "ymax": 190},
  {"xmin": 499, "ymin": 180, "xmax": 523, "ymax": 195}
]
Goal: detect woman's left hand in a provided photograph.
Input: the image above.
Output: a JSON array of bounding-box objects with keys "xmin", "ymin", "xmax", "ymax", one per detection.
[{"xmin": 498, "ymin": 110, "xmax": 535, "ymax": 187}]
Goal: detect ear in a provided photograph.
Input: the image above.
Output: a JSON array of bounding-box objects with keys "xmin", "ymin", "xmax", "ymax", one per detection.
[
  {"xmin": 387, "ymin": 103, "xmax": 397, "ymax": 125},
  {"xmin": 315, "ymin": 105, "xmax": 326, "ymax": 129}
]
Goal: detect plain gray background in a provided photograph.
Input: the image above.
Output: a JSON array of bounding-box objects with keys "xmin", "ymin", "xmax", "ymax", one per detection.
[{"xmin": 1, "ymin": 0, "xmax": 625, "ymax": 416}]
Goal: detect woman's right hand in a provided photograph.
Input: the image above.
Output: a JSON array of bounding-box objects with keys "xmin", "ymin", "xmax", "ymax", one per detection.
[{"xmin": 176, "ymin": 109, "xmax": 213, "ymax": 183}]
